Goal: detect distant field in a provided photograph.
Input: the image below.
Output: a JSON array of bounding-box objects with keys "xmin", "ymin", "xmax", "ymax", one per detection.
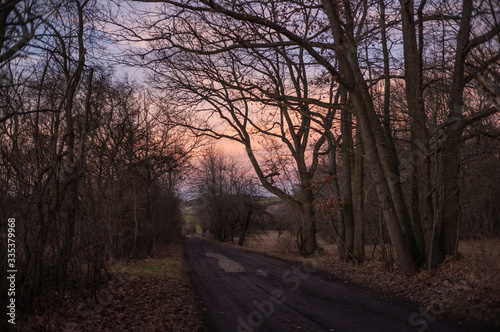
[
  {"xmin": 180, "ymin": 203, "xmax": 198, "ymax": 224},
  {"xmin": 258, "ymin": 195, "xmax": 282, "ymax": 204},
  {"xmin": 183, "ymin": 214, "xmax": 200, "ymax": 224}
]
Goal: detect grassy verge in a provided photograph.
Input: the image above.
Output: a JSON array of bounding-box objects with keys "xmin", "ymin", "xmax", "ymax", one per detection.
[{"xmin": 16, "ymin": 241, "xmax": 208, "ymax": 331}]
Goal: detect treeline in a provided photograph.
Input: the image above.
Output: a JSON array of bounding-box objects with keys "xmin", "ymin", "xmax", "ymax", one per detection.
[
  {"xmin": 120, "ymin": 0, "xmax": 500, "ymax": 274},
  {"xmin": 0, "ymin": 0, "xmax": 189, "ymax": 318},
  {"xmin": 190, "ymin": 146, "xmax": 280, "ymax": 246}
]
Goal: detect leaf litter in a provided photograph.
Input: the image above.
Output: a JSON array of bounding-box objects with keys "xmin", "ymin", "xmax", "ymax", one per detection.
[{"xmin": 17, "ymin": 242, "xmax": 209, "ymax": 331}]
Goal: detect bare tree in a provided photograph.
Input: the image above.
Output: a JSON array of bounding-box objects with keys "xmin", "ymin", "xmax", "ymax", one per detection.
[
  {"xmin": 0, "ymin": 0, "xmax": 39, "ymax": 66},
  {"xmin": 193, "ymin": 146, "xmax": 264, "ymax": 245}
]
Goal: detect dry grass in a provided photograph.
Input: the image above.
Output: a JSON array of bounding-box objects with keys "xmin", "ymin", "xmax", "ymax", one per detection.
[
  {"xmin": 244, "ymin": 231, "xmax": 337, "ymax": 254},
  {"xmin": 458, "ymin": 239, "xmax": 500, "ymax": 275}
]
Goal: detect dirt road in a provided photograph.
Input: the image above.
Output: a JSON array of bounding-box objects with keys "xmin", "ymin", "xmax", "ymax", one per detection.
[{"xmin": 185, "ymin": 236, "xmax": 484, "ymax": 332}]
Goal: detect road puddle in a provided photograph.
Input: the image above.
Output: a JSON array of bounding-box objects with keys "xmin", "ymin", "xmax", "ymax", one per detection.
[{"xmin": 206, "ymin": 252, "xmax": 245, "ymax": 273}]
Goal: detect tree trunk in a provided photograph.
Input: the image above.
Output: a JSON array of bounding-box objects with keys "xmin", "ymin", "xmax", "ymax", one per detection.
[
  {"xmin": 341, "ymin": 107, "xmax": 354, "ymax": 258},
  {"xmin": 328, "ymin": 135, "xmax": 346, "ymax": 260},
  {"xmin": 441, "ymin": 0, "xmax": 473, "ymax": 255},
  {"xmin": 295, "ymin": 181, "xmax": 318, "ymax": 256},
  {"xmin": 322, "ymin": 0, "xmax": 416, "ymax": 274},
  {"xmin": 302, "ymin": 202, "xmax": 318, "ymax": 256},
  {"xmin": 399, "ymin": 0, "xmax": 442, "ymax": 267},
  {"xmin": 133, "ymin": 182, "xmax": 138, "ymax": 256},
  {"xmin": 352, "ymin": 129, "xmax": 364, "ymax": 262},
  {"xmin": 238, "ymin": 205, "xmax": 252, "ymax": 246}
]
